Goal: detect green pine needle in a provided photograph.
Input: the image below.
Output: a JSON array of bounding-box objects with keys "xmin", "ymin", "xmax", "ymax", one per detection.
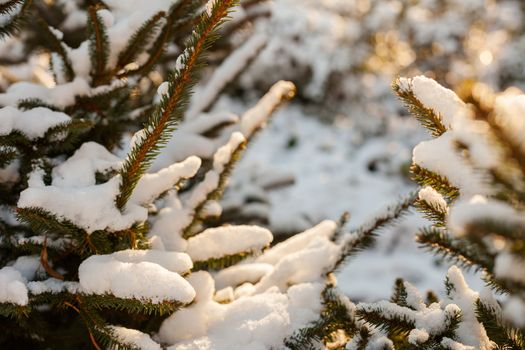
[
  {"xmin": 116, "ymin": 11, "xmax": 166, "ymax": 75},
  {"xmin": 284, "ymin": 285, "xmax": 357, "ymax": 349},
  {"xmin": 393, "ymin": 77, "xmax": 448, "ymax": 138},
  {"xmin": 475, "ymin": 299, "xmax": 525, "ymax": 350},
  {"xmin": 416, "ymin": 227, "xmax": 494, "ymax": 273},
  {"xmin": 332, "ymin": 191, "xmax": 416, "ymax": 271},
  {"xmin": 411, "ymin": 164, "xmax": 460, "ymax": 200},
  {"xmin": 116, "ymin": 0, "xmax": 239, "ymax": 210},
  {"xmin": 87, "ymin": 4, "xmax": 110, "ymax": 85}
]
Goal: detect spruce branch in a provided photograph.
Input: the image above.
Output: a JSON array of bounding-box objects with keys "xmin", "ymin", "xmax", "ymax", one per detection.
[
  {"xmin": 79, "ymin": 306, "xmax": 137, "ymax": 350},
  {"xmin": 181, "ymin": 138, "xmax": 246, "ymax": 239},
  {"xmin": 393, "ymin": 77, "xmax": 447, "ymax": 137},
  {"xmin": 134, "ymin": 0, "xmax": 206, "ymax": 76},
  {"xmin": 332, "ymin": 191, "xmax": 416, "ymax": 271},
  {"xmin": 116, "ymin": 0, "xmax": 239, "ymax": 210},
  {"xmin": 0, "ymin": 0, "xmax": 31, "ymax": 38},
  {"xmin": 475, "ymin": 299, "xmax": 525, "ymax": 350},
  {"xmin": 83, "ymin": 294, "xmax": 184, "ymax": 317},
  {"xmin": 0, "ymin": 0, "xmax": 23, "ymax": 14},
  {"xmin": 37, "ymin": 18, "xmax": 75, "ymax": 82},
  {"xmin": 414, "ymin": 198, "xmax": 447, "ymax": 227},
  {"xmin": 345, "ymin": 327, "xmax": 372, "ymax": 350},
  {"xmin": 16, "ymin": 207, "xmax": 84, "ymax": 240},
  {"xmin": 0, "ymin": 146, "xmax": 17, "ymax": 168},
  {"xmin": 87, "ymin": 4, "xmax": 110, "ymax": 85},
  {"xmin": 356, "ymin": 302, "xmax": 415, "ymax": 336},
  {"xmin": 284, "ymin": 285, "xmax": 357, "ymax": 349},
  {"xmin": 116, "ymin": 11, "xmax": 166, "ymax": 75},
  {"xmin": 0, "ymin": 302, "xmax": 29, "ymax": 319},
  {"xmin": 17, "ymin": 98, "xmax": 62, "ymax": 112},
  {"xmin": 416, "ymin": 227, "xmax": 495, "ymax": 273},
  {"xmin": 390, "ymin": 278, "xmax": 410, "ymax": 309},
  {"xmin": 411, "ymin": 164, "xmax": 460, "ymax": 200},
  {"xmin": 331, "ymin": 211, "xmax": 350, "ymax": 243},
  {"xmin": 187, "ymin": 33, "xmax": 268, "ymax": 118},
  {"xmin": 191, "ymin": 248, "xmax": 264, "ymax": 271}
]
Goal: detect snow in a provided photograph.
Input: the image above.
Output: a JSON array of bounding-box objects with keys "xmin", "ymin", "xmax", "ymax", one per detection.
[
  {"xmin": 18, "ymin": 176, "xmax": 146, "ymax": 234},
  {"xmin": 183, "ymin": 132, "xmax": 246, "ymax": 214},
  {"xmin": 188, "ymin": 34, "xmax": 268, "ymax": 119},
  {"xmin": 494, "ymin": 253, "xmax": 525, "ymax": 285},
  {"xmin": 109, "ymin": 326, "xmax": 161, "ymax": 350},
  {"xmin": 28, "ymin": 279, "xmax": 80, "ymax": 295},
  {"xmin": 240, "ymin": 80, "xmax": 295, "ymax": 137},
  {"xmin": 412, "ymin": 132, "xmax": 488, "ymax": 197},
  {"xmin": 443, "ymin": 266, "xmax": 493, "ymax": 349},
  {"xmin": 130, "ymin": 156, "xmax": 201, "ymax": 205},
  {"xmin": 408, "ymin": 328, "xmax": 429, "ymax": 345},
  {"xmin": 448, "ymin": 196, "xmax": 525, "ymax": 236},
  {"xmin": 52, "ymin": 142, "xmax": 122, "ymax": 187},
  {"xmin": 503, "ymin": 296, "xmax": 525, "ymax": 328},
  {"xmin": 0, "ymin": 78, "xmax": 90, "ymax": 108},
  {"xmin": 3, "ymin": 1, "xmax": 525, "ymax": 348},
  {"xmin": 109, "ymin": 249, "xmax": 193, "ymax": 274},
  {"xmin": 78, "ymin": 252, "xmax": 195, "ymax": 304},
  {"xmin": 355, "ymin": 267, "xmax": 491, "ymax": 348},
  {"xmin": 256, "ymin": 220, "xmax": 336, "ymax": 265},
  {"xmin": 159, "ymin": 282, "xmax": 323, "ymax": 349},
  {"xmin": 148, "ymin": 192, "xmax": 190, "ymax": 252},
  {"xmin": 180, "ymin": 112, "xmax": 239, "ymax": 135},
  {"xmin": 212, "ymin": 132, "xmax": 245, "ymax": 172},
  {"xmin": 418, "ymin": 186, "xmax": 448, "ymax": 213},
  {"xmin": 10, "ymin": 255, "xmax": 40, "ymax": 280},
  {"xmin": 254, "ymin": 235, "xmax": 339, "ymax": 292},
  {"xmin": 0, "ymin": 266, "xmax": 28, "ymax": 305},
  {"xmin": 0, "ymin": 107, "xmax": 70, "ymax": 139},
  {"xmin": 0, "ymin": 2, "xmax": 22, "ymax": 27},
  {"xmin": 157, "ymin": 82, "xmax": 170, "ymax": 97},
  {"xmin": 97, "ymin": 9, "xmax": 115, "ymax": 28},
  {"xmin": 186, "ymin": 225, "xmax": 273, "ymax": 262},
  {"xmin": 201, "ymin": 200, "xmax": 222, "ymax": 218},
  {"xmin": 214, "ymin": 263, "xmax": 273, "ymax": 290}
]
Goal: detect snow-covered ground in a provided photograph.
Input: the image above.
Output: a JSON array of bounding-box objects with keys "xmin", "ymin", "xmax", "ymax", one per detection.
[{"xmin": 222, "ymin": 101, "xmax": 485, "ymax": 301}]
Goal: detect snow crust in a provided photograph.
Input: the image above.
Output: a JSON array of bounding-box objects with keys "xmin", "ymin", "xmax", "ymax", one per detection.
[
  {"xmin": 159, "ymin": 281, "xmax": 323, "ymax": 349},
  {"xmin": 410, "ymin": 76, "xmax": 466, "ymax": 127},
  {"xmin": 186, "ymin": 225, "xmax": 273, "ymax": 262},
  {"xmin": 0, "ymin": 266, "xmax": 28, "ymax": 305},
  {"xmin": 52, "ymin": 142, "xmax": 122, "ymax": 187},
  {"xmin": 0, "ymin": 107, "xmax": 70, "ymax": 139},
  {"xmin": 109, "ymin": 326, "xmax": 161, "ymax": 350},
  {"xmin": 418, "ymin": 186, "xmax": 448, "ymax": 213},
  {"xmin": 240, "ymin": 81, "xmax": 295, "ymax": 137},
  {"xmin": 78, "ymin": 252, "xmax": 195, "ymax": 303},
  {"xmin": 18, "ymin": 176, "xmax": 146, "ymax": 233},
  {"xmin": 0, "ymin": 78, "xmax": 90, "ymax": 108},
  {"xmin": 448, "ymin": 196, "xmax": 525, "ymax": 236},
  {"xmin": 443, "ymin": 266, "xmax": 493, "ymax": 349},
  {"xmin": 130, "ymin": 156, "xmax": 201, "ymax": 205},
  {"xmin": 413, "ymin": 132, "xmax": 488, "ymax": 197}
]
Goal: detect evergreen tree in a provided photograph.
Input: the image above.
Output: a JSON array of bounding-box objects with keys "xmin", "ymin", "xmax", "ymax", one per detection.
[
  {"xmin": 3, "ymin": 1, "xmax": 525, "ymax": 350},
  {"xmin": 285, "ymin": 77, "xmax": 525, "ymax": 349},
  {"xmin": 0, "ymin": 1, "xmax": 340, "ymax": 349}
]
